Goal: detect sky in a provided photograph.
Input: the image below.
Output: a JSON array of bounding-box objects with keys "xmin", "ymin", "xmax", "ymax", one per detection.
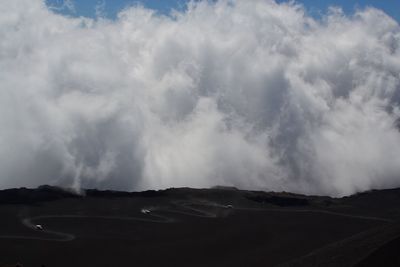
[
  {"xmin": 1, "ymin": 0, "xmax": 400, "ymax": 196},
  {"xmin": 45, "ymin": 0, "xmax": 400, "ymax": 21}
]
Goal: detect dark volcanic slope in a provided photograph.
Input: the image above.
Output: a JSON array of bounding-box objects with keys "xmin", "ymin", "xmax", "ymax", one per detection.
[
  {"xmin": 355, "ymin": 234, "xmax": 400, "ymax": 267},
  {"xmin": 0, "ymin": 186, "xmax": 399, "ymax": 267}
]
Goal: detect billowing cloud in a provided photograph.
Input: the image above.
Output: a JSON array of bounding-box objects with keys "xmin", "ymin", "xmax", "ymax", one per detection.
[{"xmin": 0, "ymin": 0, "xmax": 399, "ymax": 196}]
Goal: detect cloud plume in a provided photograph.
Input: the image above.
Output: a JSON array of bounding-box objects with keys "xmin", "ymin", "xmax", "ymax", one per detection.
[{"xmin": 1, "ymin": 0, "xmax": 400, "ymax": 196}]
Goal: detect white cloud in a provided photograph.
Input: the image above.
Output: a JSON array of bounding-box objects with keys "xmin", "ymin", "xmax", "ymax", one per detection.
[
  {"xmin": 47, "ymin": 0, "xmax": 76, "ymax": 14},
  {"xmin": 95, "ymin": 0, "xmax": 106, "ymax": 18},
  {"xmin": 0, "ymin": 0, "xmax": 399, "ymax": 196}
]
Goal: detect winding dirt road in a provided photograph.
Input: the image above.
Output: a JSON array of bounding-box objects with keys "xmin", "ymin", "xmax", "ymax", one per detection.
[{"xmin": 0, "ymin": 200, "xmax": 392, "ymax": 242}]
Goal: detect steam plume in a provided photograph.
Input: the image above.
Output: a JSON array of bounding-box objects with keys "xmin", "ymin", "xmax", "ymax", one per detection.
[{"xmin": 1, "ymin": 0, "xmax": 400, "ymax": 196}]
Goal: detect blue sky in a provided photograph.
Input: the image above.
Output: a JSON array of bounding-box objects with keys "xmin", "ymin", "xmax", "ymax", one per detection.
[{"xmin": 46, "ymin": 0, "xmax": 399, "ymax": 21}]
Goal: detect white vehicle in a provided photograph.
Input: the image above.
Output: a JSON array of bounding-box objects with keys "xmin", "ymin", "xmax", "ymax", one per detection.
[
  {"xmin": 141, "ymin": 208, "xmax": 151, "ymax": 214},
  {"xmin": 225, "ymin": 205, "xmax": 233, "ymax": 209},
  {"xmin": 35, "ymin": 224, "xmax": 43, "ymax": 230}
]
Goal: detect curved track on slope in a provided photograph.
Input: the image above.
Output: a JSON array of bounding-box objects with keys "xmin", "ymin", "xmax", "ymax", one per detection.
[
  {"xmin": 0, "ymin": 200, "xmax": 393, "ymax": 242},
  {"xmin": 0, "ymin": 211, "xmax": 173, "ymax": 242}
]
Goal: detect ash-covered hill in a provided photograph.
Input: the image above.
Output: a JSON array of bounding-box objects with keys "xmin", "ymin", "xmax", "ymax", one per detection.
[{"xmin": 0, "ymin": 185, "xmax": 399, "ymax": 267}]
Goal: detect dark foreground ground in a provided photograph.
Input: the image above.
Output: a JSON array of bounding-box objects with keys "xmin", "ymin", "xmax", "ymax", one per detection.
[{"xmin": 0, "ymin": 186, "xmax": 400, "ymax": 267}]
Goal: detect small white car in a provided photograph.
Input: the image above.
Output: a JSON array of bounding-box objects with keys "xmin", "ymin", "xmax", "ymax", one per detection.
[
  {"xmin": 141, "ymin": 209, "xmax": 151, "ymax": 214},
  {"xmin": 35, "ymin": 224, "xmax": 43, "ymax": 230}
]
